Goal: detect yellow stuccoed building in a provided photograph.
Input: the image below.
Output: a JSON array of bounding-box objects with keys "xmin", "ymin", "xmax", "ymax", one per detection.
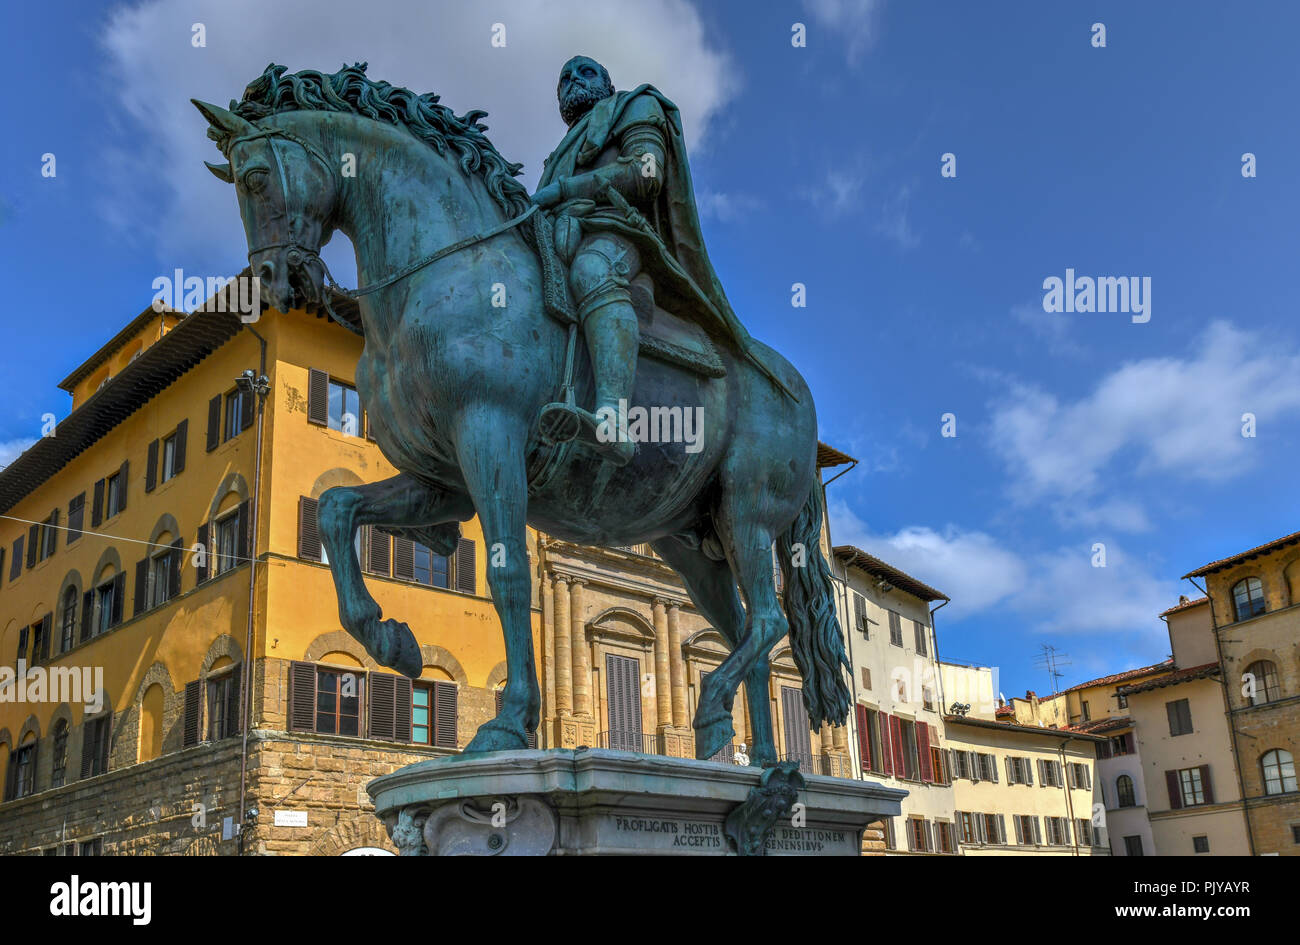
[{"xmin": 0, "ymin": 291, "xmax": 850, "ymax": 855}]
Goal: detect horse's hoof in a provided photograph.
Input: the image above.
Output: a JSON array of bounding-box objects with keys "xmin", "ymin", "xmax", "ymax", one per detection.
[
  {"xmin": 693, "ymin": 714, "xmax": 736, "ymax": 762},
  {"xmin": 749, "ymin": 745, "xmax": 778, "ymax": 768},
  {"xmin": 372, "ymin": 619, "xmax": 421, "ymax": 679},
  {"xmin": 464, "ymin": 719, "xmax": 529, "ymax": 753}
]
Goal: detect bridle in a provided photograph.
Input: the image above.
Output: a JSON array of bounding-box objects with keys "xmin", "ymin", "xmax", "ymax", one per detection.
[{"xmin": 227, "ymin": 124, "xmax": 537, "ymax": 332}]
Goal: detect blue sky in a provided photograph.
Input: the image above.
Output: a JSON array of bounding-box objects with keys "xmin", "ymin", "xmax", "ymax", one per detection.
[{"xmin": 3, "ymin": 0, "xmax": 1298, "ymax": 699}]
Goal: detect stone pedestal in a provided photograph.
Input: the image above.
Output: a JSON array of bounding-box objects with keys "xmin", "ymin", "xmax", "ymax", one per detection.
[{"xmin": 369, "ymin": 748, "xmax": 906, "ymax": 856}]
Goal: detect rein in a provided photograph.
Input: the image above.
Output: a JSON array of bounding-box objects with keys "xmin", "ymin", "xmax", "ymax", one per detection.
[{"xmin": 229, "ymin": 125, "xmax": 537, "ymax": 332}]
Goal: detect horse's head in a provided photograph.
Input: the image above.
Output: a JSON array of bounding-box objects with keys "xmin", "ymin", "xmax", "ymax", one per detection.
[{"xmin": 194, "ymin": 99, "xmax": 337, "ymax": 313}]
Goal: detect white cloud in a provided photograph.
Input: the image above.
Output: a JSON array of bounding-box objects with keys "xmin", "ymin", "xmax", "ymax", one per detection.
[
  {"xmin": 1010, "ymin": 300, "xmax": 1085, "ymax": 358},
  {"xmin": 990, "ymin": 320, "xmax": 1300, "ymax": 513},
  {"xmin": 100, "ymin": 0, "xmax": 739, "ymax": 271},
  {"xmin": 802, "ymin": 168, "xmax": 867, "ymax": 218},
  {"xmin": 0, "ymin": 438, "xmax": 36, "ymax": 470},
  {"xmin": 828, "ymin": 500, "xmax": 1177, "ymax": 646},
  {"xmin": 875, "ymin": 182, "xmax": 919, "ymax": 250},
  {"xmin": 696, "ymin": 189, "xmax": 763, "ymax": 223},
  {"xmin": 802, "ymin": 0, "xmax": 885, "ymax": 65}
]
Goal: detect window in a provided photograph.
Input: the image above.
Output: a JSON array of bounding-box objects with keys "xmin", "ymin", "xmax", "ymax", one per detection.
[
  {"xmin": 881, "ymin": 817, "xmax": 895, "ymax": 850},
  {"xmin": 96, "ymin": 578, "xmax": 118, "ymax": 635},
  {"xmin": 952, "ymin": 750, "xmax": 970, "ymax": 780},
  {"xmin": 1123, "ymin": 835, "xmax": 1144, "ymax": 856},
  {"xmin": 161, "ymin": 433, "xmax": 177, "ymax": 483},
  {"xmin": 958, "ymin": 811, "xmax": 976, "ymax": 844},
  {"xmin": 1292, "ymin": 825, "xmax": 1300, "ymax": 844},
  {"xmin": 148, "ymin": 550, "xmax": 172, "ymax": 608},
  {"xmin": 1261, "ymin": 749, "xmax": 1297, "ymax": 796},
  {"xmin": 934, "ymin": 821, "xmax": 954, "ymax": 854},
  {"xmin": 931, "ymin": 746, "xmax": 947, "ymax": 784},
  {"xmin": 8, "ymin": 742, "xmax": 36, "ymax": 799},
  {"xmin": 913, "ymin": 620, "xmax": 927, "ymax": 656},
  {"xmin": 225, "ymin": 388, "xmax": 249, "ymax": 440},
  {"xmin": 1245, "ymin": 660, "xmax": 1281, "ymax": 705},
  {"xmin": 976, "ymin": 752, "xmax": 997, "ymax": 782},
  {"xmin": 1008, "ymin": 756, "xmax": 1033, "ymax": 785},
  {"xmin": 1109, "ymin": 732, "xmax": 1135, "ymax": 756},
  {"xmin": 207, "ymin": 670, "xmax": 240, "ymax": 741},
  {"xmin": 412, "ymin": 542, "xmax": 451, "ymax": 589},
  {"xmin": 1116, "ymin": 774, "xmax": 1136, "ymax": 808},
  {"xmin": 9, "ymin": 536, "xmax": 21, "ymax": 581},
  {"xmin": 79, "ymin": 838, "xmax": 102, "ymax": 856},
  {"xmin": 888, "ymin": 611, "xmax": 902, "ymax": 647},
  {"xmin": 214, "ymin": 509, "xmax": 240, "ymax": 576},
  {"xmin": 1080, "ymin": 700, "xmax": 1090, "ymax": 722},
  {"xmin": 1179, "ymin": 767, "xmax": 1206, "ymax": 806},
  {"xmin": 1068, "ymin": 762, "xmax": 1091, "ymax": 790},
  {"xmin": 328, "ymin": 379, "xmax": 362, "ymax": 437},
  {"xmin": 907, "ymin": 817, "xmax": 929, "ymax": 852},
  {"xmin": 1014, "ymin": 815, "xmax": 1041, "ymax": 846},
  {"xmin": 898, "ymin": 719, "xmax": 919, "ymax": 780},
  {"xmin": 1039, "ymin": 759, "xmax": 1063, "ymax": 787},
  {"xmin": 82, "ymin": 715, "xmax": 110, "ymax": 779},
  {"xmin": 1232, "ymin": 577, "xmax": 1266, "ymax": 621},
  {"xmin": 50, "ymin": 720, "xmax": 68, "ymax": 788},
  {"xmin": 316, "ymin": 668, "xmax": 362, "ymax": 736},
  {"xmin": 411, "ymin": 681, "xmax": 458, "ymax": 748},
  {"xmin": 1193, "ymin": 835, "xmax": 1210, "ymax": 853},
  {"xmin": 105, "ymin": 471, "xmax": 123, "ymax": 518},
  {"xmin": 60, "ymin": 587, "xmax": 78, "ymax": 653},
  {"xmin": 1117, "ymin": 692, "xmax": 1128, "ymax": 709},
  {"xmin": 1166, "ymin": 698, "xmax": 1193, "ymax": 737},
  {"xmin": 1045, "ymin": 817, "xmax": 1070, "ymax": 845},
  {"xmin": 862, "ymin": 708, "xmax": 884, "ymax": 774},
  {"xmin": 982, "ymin": 814, "xmax": 1005, "ymax": 844},
  {"xmin": 852, "ymin": 592, "xmax": 868, "ymax": 637},
  {"xmin": 1075, "ymin": 818, "xmax": 1093, "ymax": 846}
]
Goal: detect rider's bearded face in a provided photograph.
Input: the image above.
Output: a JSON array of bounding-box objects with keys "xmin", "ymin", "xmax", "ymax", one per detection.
[{"xmin": 558, "ymin": 57, "xmax": 613, "ymax": 126}]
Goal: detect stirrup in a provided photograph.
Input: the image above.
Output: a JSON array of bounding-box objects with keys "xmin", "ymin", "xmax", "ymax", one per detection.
[{"xmin": 537, "ymin": 400, "xmax": 587, "ymax": 445}]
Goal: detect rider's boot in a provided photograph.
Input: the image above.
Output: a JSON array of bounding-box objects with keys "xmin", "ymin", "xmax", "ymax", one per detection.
[{"xmin": 584, "ymin": 300, "xmax": 638, "ymax": 467}]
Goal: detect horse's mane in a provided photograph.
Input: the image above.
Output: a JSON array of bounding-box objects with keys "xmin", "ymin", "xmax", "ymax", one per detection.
[{"xmin": 232, "ymin": 62, "xmax": 531, "ymax": 219}]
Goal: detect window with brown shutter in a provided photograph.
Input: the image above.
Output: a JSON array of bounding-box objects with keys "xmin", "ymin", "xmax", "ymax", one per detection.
[
  {"xmin": 67, "ymin": 493, "xmax": 85, "ymax": 542},
  {"xmin": 133, "ymin": 558, "xmax": 149, "ymax": 616},
  {"xmin": 368, "ymin": 673, "xmax": 412, "ymax": 742},
  {"xmin": 434, "ymin": 681, "xmax": 458, "ymax": 748},
  {"xmin": 393, "ymin": 536, "xmax": 415, "ymax": 581},
  {"xmin": 288, "ymin": 661, "xmax": 317, "ymax": 732},
  {"xmin": 889, "ymin": 714, "xmax": 905, "ymax": 776},
  {"xmin": 182, "ymin": 680, "xmax": 202, "ymax": 747},
  {"xmin": 26, "ymin": 525, "xmax": 38, "ymax": 568},
  {"xmin": 878, "ymin": 711, "xmax": 892, "ymax": 777},
  {"xmin": 206, "ymin": 395, "xmax": 222, "ymax": 451},
  {"xmin": 145, "ymin": 439, "xmax": 159, "ymax": 492},
  {"xmin": 91, "ymin": 479, "xmax": 105, "ymax": 527},
  {"xmin": 455, "ymin": 538, "xmax": 476, "ymax": 594},
  {"xmin": 307, "ymin": 368, "xmax": 330, "ymax": 425},
  {"xmin": 1166, "ymin": 769, "xmax": 1183, "ymax": 809},
  {"xmin": 173, "ymin": 419, "xmax": 188, "ymax": 474},
  {"xmin": 81, "ymin": 716, "xmax": 110, "ymax": 779},
  {"xmin": 367, "ymin": 526, "xmax": 391, "ymax": 576},
  {"xmin": 916, "ymin": 721, "xmax": 932, "ymax": 782},
  {"xmin": 1199, "ymin": 764, "xmax": 1214, "ymax": 804},
  {"xmin": 195, "ymin": 522, "xmax": 210, "ymax": 583},
  {"xmin": 855, "ymin": 704, "xmax": 871, "ymax": 771},
  {"xmin": 297, "ymin": 497, "xmax": 321, "ymax": 561}
]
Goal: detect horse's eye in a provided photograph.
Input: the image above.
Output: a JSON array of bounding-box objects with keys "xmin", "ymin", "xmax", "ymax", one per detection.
[{"xmin": 242, "ymin": 168, "xmax": 270, "ymax": 193}]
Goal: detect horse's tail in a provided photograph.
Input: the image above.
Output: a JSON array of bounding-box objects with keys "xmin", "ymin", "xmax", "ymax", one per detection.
[{"xmin": 776, "ymin": 481, "xmax": 853, "ymax": 728}]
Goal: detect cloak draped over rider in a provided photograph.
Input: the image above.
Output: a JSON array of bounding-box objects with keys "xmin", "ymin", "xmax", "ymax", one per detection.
[{"xmin": 536, "ymin": 84, "xmax": 794, "ymax": 399}]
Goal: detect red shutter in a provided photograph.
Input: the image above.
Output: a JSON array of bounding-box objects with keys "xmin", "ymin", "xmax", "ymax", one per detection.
[
  {"xmin": 1200, "ymin": 765, "xmax": 1214, "ymax": 804},
  {"xmin": 1166, "ymin": 770, "xmax": 1183, "ymax": 810},
  {"xmin": 855, "ymin": 704, "xmax": 871, "ymax": 771},
  {"xmin": 890, "ymin": 715, "xmax": 905, "ymax": 776},
  {"xmin": 917, "ymin": 721, "xmax": 932, "ymax": 782}
]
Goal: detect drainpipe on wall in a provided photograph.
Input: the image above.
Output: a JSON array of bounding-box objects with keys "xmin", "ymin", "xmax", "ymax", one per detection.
[
  {"xmin": 1058, "ymin": 735, "xmax": 1079, "ymax": 856},
  {"xmin": 1186, "ymin": 576, "xmax": 1257, "ymax": 857},
  {"xmin": 237, "ymin": 328, "xmax": 270, "ymax": 856}
]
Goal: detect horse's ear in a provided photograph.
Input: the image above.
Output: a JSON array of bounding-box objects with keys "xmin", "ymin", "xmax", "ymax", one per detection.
[
  {"xmin": 191, "ymin": 98, "xmax": 255, "ymax": 142},
  {"xmin": 205, "ymin": 161, "xmax": 233, "ymax": 183}
]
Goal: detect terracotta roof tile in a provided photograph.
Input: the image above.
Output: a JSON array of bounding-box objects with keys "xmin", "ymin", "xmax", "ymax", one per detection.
[
  {"xmin": 1183, "ymin": 530, "xmax": 1300, "ymax": 578},
  {"xmin": 1160, "ymin": 596, "xmax": 1208, "ymax": 617},
  {"xmin": 1117, "ymin": 662, "xmax": 1220, "ymax": 696},
  {"xmin": 1062, "ymin": 660, "xmax": 1174, "ymax": 693},
  {"xmin": 832, "ymin": 545, "xmax": 948, "ymax": 602}
]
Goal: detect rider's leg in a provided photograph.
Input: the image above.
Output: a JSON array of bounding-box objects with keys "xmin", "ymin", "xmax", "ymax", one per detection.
[{"xmin": 569, "ymin": 235, "xmax": 641, "ymax": 465}]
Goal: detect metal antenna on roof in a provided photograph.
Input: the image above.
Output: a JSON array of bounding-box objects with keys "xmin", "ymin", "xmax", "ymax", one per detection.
[{"xmin": 1033, "ymin": 644, "xmax": 1071, "ymax": 697}]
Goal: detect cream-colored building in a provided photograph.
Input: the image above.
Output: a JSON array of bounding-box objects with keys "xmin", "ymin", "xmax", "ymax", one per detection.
[
  {"xmin": 833, "ymin": 546, "xmax": 952, "ymax": 853},
  {"xmin": 1119, "ymin": 597, "xmax": 1249, "ymax": 856},
  {"xmin": 1184, "ymin": 530, "xmax": 1300, "ymax": 856}
]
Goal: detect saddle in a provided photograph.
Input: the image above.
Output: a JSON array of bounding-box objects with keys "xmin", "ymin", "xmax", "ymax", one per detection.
[{"xmin": 533, "ymin": 209, "xmax": 724, "ymax": 380}]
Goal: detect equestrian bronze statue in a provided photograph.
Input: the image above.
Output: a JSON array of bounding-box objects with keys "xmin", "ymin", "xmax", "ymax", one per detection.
[{"xmin": 195, "ymin": 60, "xmax": 851, "ymax": 765}]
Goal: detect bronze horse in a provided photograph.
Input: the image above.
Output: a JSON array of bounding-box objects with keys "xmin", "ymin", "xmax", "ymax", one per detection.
[{"xmin": 195, "ymin": 64, "xmax": 850, "ymax": 763}]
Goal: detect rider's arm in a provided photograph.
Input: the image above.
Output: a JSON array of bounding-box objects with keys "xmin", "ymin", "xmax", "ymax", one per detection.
[{"xmin": 558, "ymin": 120, "xmax": 668, "ymax": 206}]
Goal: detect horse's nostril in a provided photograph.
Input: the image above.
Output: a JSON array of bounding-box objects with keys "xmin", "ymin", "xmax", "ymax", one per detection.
[{"xmin": 259, "ymin": 261, "xmax": 275, "ymax": 286}]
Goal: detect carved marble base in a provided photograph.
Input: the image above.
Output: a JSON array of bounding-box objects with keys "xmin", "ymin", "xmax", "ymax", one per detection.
[{"xmin": 369, "ymin": 749, "xmax": 906, "ymax": 856}]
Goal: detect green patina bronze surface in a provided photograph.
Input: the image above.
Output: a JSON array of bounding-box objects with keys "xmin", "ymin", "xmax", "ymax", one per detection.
[{"xmin": 195, "ymin": 60, "xmax": 852, "ymax": 769}]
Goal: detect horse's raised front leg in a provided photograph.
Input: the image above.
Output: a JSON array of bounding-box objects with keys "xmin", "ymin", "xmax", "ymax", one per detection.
[
  {"xmin": 453, "ymin": 412, "xmax": 539, "ymax": 752},
  {"xmin": 651, "ymin": 537, "xmax": 778, "ymax": 766},
  {"xmin": 318, "ymin": 473, "xmax": 473, "ymax": 678}
]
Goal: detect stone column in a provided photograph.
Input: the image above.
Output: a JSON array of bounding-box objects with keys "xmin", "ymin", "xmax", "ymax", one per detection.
[
  {"xmin": 570, "ymin": 580, "xmax": 591, "ymax": 718},
  {"xmin": 541, "ymin": 575, "xmax": 555, "ymax": 730},
  {"xmin": 668, "ymin": 600, "xmax": 687, "ymax": 728},
  {"xmin": 552, "ymin": 575, "xmax": 571, "ymax": 718},
  {"xmin": 652, "ymin": 597, "xmax": 672, "ymax": 726}
]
